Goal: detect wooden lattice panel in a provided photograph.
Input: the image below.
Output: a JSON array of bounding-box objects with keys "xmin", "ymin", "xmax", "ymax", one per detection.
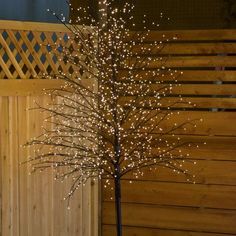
[{"xmin": 0, "ymin": 22, "xmax": 85, "ymax": 79}]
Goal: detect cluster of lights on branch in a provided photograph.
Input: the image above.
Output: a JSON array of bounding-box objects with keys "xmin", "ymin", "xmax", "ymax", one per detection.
[{"xmin": 26, "ymin": 0, "xmax": 204, "ymax": 202}]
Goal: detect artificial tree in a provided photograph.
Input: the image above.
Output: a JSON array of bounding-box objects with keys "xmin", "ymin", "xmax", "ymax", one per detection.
[{"xmin": 26, "ymin": 1, "xmax": 201, "ymax": 236}]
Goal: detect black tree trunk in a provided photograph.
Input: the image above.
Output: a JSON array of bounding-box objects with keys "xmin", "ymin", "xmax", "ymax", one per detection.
[{"xmin": 114, "ymin": 176, "xmax": 122, "ymax": 236}]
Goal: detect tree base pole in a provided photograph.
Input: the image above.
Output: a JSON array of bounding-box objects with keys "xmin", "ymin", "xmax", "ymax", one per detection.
[{"xmin": 114, "ymin": 177, "xmax": 122, "ymax": 236}]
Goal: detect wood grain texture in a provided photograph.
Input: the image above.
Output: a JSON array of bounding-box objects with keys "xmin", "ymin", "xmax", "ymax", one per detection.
[
  {"xmin": 0, "ymin": 79, "xmax": 65, "ymax": 96},
  {"xmin": 128, "ymin": 56, "xmax": 236, "ymax": 68},
  {"xmin": 0, "ymin": 20, "xmax": 71, "ymax": 32},
  {"xmin": 0, "ymin": 95, "xmax": 99, "ymax": 236},
  {"xmin": 103, "ymin": 29, "xmax": 236, "ymax": 236},
  {"xmin": 0, "ymin": 23, "xmax": 235, "ymax": 236},
  {"xmin": 123, "ymin": 159, "xmax": 236, "ymax": 185},
  {"xmin": 118, "ymin": 70, "xmax": 236, "ymax": 82},
  {"xmin": 130, "ymin": 29, "xmax": 236, "ymax": 41},
  {"xmin": 123, "ymin": 111, "xmax": 236, "ymax": 136},
  {"xmin": 103, "ymin": 202, "xmax": 236, "ymax": 234},
  {"xmin": 119, "ymin": 97, "xmax": 236, "ymax": 109},
  {"xmin": 103, "ymin": 181, "xmax": 236, "ymax": 209},
  {"xmin": 131, "ymin": 43, "xmax": 236, "ymax": 55},
  {"xmin": 103, "ymin": 225, "xmax": 236, "ymax": 236}
]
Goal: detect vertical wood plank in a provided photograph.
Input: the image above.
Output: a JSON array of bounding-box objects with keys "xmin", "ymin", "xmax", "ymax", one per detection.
[
  {"xmin": 8, "ymin": 96, "xmax": 19, "ymax": 236},
  {"xmin": 52, "ymin": 95, "xmax": 71, "ymax": 236},
  {"xmin": 92, "ymin": 179, "xmax": 100, "ymax": 236},
  {"xmin": 69, "ymin": 186, "xmax": 83, "ymax": 236},
  {"xmin": 27, "ymin": 96, "xmax": 42, "ymax": 236},
  {"xmin": 1, "ymin": 97, "xmax": 11, "ymax": 235},
  {"xmin": 0, "ymin": 93, "xmax": 98, "ymax": 236},
  {"xmin": 32, "ymin": 96, "xmax": 45, "ymax": 236},
  {"xmin": 82, "ymin": 180, "xmax": 91, "ymax": 236},
  {"xmin": 18, "ymin": 96, "xmax": 29, "ymax": 236},
  {"xmin": 41, "ymin": 95, "xmax": 53, "ymax": 236},
  {"xmin": 53, "ymin": 180, "xmax": 69, "ymax": 236}
]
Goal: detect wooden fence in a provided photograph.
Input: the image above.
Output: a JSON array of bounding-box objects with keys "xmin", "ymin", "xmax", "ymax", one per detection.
[
  {"xmin": 102, "ymin": 30, "xmax": 236, "ymax": 235},
  {"xmin": 0, "ymin": 21, "xmax": 99, "ymax": 236},
  {"xmin": 0, "ymin": 20, "xmax": 82, "ymax": 79},
  {"xmin": 1, "ymin": 20, "xmax": 236, "ymax": 236}
]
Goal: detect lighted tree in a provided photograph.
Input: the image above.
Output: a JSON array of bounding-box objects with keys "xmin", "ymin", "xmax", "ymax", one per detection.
[{"xmin": 26, "ymin": 1, "xmax": 201, "ymax": 236}]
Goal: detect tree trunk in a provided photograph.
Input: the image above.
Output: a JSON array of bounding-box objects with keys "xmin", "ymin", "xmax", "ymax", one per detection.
[{"xmin": 114, "ymin": 177, "xmax": 122, "ymax": 236}]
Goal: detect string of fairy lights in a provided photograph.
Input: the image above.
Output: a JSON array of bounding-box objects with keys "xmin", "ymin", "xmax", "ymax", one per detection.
[{"xmin": 26, "ymin": 0, "xmax": 204, "ymax": 201}]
